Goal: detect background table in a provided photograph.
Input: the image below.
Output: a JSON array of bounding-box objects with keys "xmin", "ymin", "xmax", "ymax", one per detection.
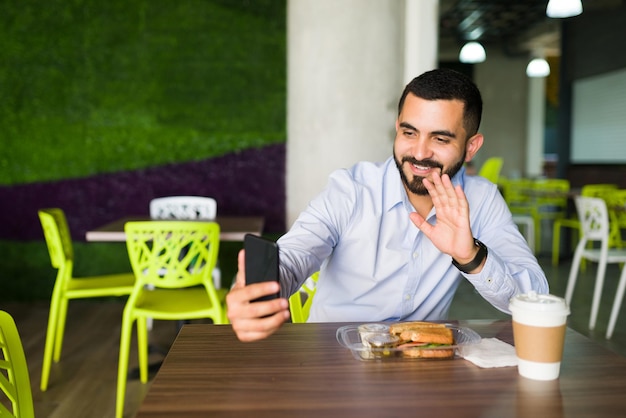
[
  {"xmin": 85, "ymin": 215, "xmax": 264, "ymax": 242},
  {"xmin": 136, "ymin": 320, "xmax": 626, "ymax": 418}
]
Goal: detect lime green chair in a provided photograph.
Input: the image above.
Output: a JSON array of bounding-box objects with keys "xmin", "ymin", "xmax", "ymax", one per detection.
[
  {"xmin": 288, "ymin": 272, "xmax": 319, "ymax": 323},
  {"xmin": 528, "ymin": 179, "xmax": 570, "ymax": 253},
  {"xmin": 0, "ymin": 310, "xmax": 35, "ymax": 418},
  {"xmin": 499, "ymin": 177, "xmax": 534, "ymax": 212},
  {"xmin": 477, "ymin": 157, "xmax": 503, "ymax": 184},
  {"xmin": 116, "ymin": 221, "xmax": 227, "ymax": 418},
  {"xmin": 38, "ymin": 208, "xmax": 136, "ymax": 391},
  {"xmin": 552, "ymin": 184, "xmax": 618, "ymax": 266},
  {"xmin": 149, "ymin": 196, "xmax": 222, "ymax": 289}
]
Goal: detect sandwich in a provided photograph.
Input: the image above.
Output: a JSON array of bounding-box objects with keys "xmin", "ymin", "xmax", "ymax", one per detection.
[{"xmin": 389, "ymin": 321, "xmax": 456, "ymax": 359}]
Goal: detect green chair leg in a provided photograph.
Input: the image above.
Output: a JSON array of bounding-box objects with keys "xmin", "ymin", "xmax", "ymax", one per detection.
[
  {"xmin": 116, "ymin": 314, "xmax": 134, "ymax": 418},
  {"xmin": 552, "ymin": 220, "xmax": 562, "ymax": 266},
  {"xmin": 137, "ymin": 317, "xmax": 149, "ymax": 384}
]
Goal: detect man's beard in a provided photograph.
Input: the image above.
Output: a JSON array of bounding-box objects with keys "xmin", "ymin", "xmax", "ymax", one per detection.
[{"xmin": 394, "ymin": 151, "xmax": 466, "ymax": 196}]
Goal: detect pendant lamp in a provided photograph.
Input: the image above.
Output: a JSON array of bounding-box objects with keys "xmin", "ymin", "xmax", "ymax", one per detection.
[
  {"xmin": 526, "ymin": 58, "xmax": 551, "ymax": 78},
  {"xmin": 546, "ymin": 0, "xmax": 583, "ymax": 18},
  {"xmin": 459, "ymin": 42, "xmax": 486, "ymax": 64}
]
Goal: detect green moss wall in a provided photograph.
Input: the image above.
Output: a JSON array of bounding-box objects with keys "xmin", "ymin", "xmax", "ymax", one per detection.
[{"xmin": 0, "ymin": 0, "xmax": 286, "ymax": 185}]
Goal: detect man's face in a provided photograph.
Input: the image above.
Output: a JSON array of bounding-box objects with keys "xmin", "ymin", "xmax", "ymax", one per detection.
[{"xmin": 393, "ymin": 94, "xmax": 474, "ymax": 196}]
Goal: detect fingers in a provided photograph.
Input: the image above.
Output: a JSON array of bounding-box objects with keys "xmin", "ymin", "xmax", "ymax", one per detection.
[
  {"xmin": 423, "ymin": 172, "xmax": 459, "ymax": 205},
  {"xmin": 234, "ymin": 249, "xmax": 282, "ymax": 295},
  {"xmin": 416, "ymin": 172, "xmax": 474, "ymax": 259},
  {"xmin": 226, "ymin": 281, "xmax": 286, "ymax": 318},
  {"xmin": 454, "ymin": 183, "xmax": 469, "ymax": 211},
  {"xmin": 230, "ymin": 310, "xmax": 290, "ymax": 342},
  {"xmin": 227, "ymin": 296, "xmax": 290, "ymax": 342},
  {"xmin": 231, "ymin": 249, "xmax": 246, "ymax": 290},
  {"xmin": 226, "ymin": 250, "xmax": 290, "ymax": 342},
  {"xmin": 408, "ymin": 211, "xmax": 424, "ymax": 227},
  {"xmin": 423, "ymin": 172, "xmax": 470, "ymax": 215}
]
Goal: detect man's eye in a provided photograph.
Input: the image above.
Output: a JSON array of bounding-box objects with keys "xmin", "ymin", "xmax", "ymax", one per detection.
[{"xmin": 435, "ymin": 137, "xmax": 450, "ymax": 143}]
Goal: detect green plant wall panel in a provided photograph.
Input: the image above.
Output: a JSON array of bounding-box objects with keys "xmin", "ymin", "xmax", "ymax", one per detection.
[{"xmin": 0, "ymin": 0, "xmax": 286, "ymax": 185}]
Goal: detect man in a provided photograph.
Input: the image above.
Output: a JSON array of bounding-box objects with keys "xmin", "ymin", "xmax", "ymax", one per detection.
[{"xmin": 227, "ymin": 68, "xmax": 548, "ymax": 342}]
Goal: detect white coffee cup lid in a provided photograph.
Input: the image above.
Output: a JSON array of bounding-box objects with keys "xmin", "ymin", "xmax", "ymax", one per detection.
[{"xmin": 509, "ymin": 291, "xmax": 570, "ymax": 315}]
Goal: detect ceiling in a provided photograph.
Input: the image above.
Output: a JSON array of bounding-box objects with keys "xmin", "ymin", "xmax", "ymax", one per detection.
[{"xmin": 438, "ymin": 0, "xmax": 623, "ymax": 58}]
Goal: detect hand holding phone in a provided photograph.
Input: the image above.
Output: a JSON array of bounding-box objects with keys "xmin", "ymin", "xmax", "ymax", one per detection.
[{"xmin": 244, "ymin": 234, "xmax": 279, "ymax": 302}]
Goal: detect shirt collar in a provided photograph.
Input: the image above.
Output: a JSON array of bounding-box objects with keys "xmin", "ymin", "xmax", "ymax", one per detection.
[{"xmin": 382, "ymin": 157, "xmax": 405, "ymax": 213}]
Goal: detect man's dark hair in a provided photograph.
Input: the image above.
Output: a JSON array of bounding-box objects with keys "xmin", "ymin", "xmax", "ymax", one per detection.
[{"xmin": 398, "ymin": 68, "xmax": 483, "ymax": 138}]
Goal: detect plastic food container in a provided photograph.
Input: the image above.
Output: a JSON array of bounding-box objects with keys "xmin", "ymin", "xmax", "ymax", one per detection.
[{"xmin": 336, "ymin": 323, "xmax": 481, "ymax": 361}]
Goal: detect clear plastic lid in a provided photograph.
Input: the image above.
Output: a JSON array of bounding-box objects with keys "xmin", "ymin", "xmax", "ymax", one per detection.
[
  {"xmin": 336, "ymin": 324, "xmax": 482, "ymax": 361},
  {"xmin": 509, "ymin": 291, "xmax": 570, "ymax": 315}
]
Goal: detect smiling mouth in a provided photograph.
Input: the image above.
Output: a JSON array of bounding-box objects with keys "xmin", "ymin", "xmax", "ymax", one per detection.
[
  {"xmin": 397, "ymin": 155, "xmax": 443, "ymax": 176},
  {"xmin": 408, "ymin": 162, "xmax": 441, "ymax": 175},
  {"xmin": 413, "ymin": 163, "xmax": 434, "ymax": 170}
]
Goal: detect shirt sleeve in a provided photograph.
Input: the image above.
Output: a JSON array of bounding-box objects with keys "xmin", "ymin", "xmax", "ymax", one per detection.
[
  {"xmin": 461, "ymin": 180, "xmax": 549, "ymax": 314},
  {"xmin": 277, "ymin": 168, "xmax": 358, "ymax": 298}
]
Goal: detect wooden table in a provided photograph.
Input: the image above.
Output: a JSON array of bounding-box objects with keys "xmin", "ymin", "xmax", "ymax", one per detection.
[
  {"xmin": 135, "ymin": 320, "xmax": 626, "ymax": 418},
  {"xmin": 85, "ymin": 216, "xmax": 264, "ymax": 242}
]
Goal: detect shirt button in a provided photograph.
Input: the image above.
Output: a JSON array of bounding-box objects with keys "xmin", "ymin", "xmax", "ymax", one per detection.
[
  {"xmin": 405, "ymin": 294, "xmax": 411, "ymax": 300},
  {"xmin": 412, "ymin": 251, "xmax": 418, "ymax": 259}
]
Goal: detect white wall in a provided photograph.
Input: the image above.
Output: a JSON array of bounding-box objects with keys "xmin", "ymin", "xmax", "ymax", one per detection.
[
  {"xmin": 571, "ymin": 67, "xmax": 626, "ymax": 163},
  {"xmin": 472, "ymin": 51, "xmax": 530, "ymax": 179}
]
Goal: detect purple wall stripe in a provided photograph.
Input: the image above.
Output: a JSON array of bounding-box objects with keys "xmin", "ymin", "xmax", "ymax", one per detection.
[{"xmin": 0, "ymin": 143, "xmax": 286, "ymax": 241}]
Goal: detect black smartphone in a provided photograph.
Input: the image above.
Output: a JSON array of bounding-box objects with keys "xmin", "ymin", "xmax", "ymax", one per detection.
[{"xmin": 244, "ymin": 234, "xmax": 279, "ymax": 302}]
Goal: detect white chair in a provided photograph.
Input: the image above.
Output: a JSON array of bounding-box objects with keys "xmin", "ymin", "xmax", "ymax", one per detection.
[
  {"xmin": 607, "ymin": 264, "xmax": 626, "ymax": 338},
  {"xmin": 149, "ymin": 196, "xmax": 221, "ymax": 288},
  {"xmin": 150, "ymin": 196, "xmax": 218, "ymax": 221},
  {"xmin": 564, "ymin": 196, "xmax": 626, "ymax": 331}
]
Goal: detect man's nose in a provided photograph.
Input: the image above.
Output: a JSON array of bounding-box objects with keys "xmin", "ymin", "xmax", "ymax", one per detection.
[{"xmin": 409, "ymin": 139, "xmax": 433, "ymax": 161}]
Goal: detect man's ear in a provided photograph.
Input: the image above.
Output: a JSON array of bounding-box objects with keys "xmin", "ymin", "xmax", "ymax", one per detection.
[{"xmin": 465, "ymin": 133, "xmax": 484, "ymax": 161}]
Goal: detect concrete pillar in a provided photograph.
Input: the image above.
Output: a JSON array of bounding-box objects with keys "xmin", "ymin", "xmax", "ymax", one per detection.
[
  {"xmin": 526, "ymin": 76, "xmax": 547, "ymax": 178},
  {"xmin": 403, "ymin": 0, "xmax": 438, "ymax": 84},
  {"xmin": 286, "ymin": 0, "xmax": 438, "ymax": 226}
]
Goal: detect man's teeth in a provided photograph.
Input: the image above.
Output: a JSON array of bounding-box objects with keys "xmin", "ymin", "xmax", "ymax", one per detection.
[{"xmin": 413, "ymin": 164, "xmax": 431, "ymax": 170}]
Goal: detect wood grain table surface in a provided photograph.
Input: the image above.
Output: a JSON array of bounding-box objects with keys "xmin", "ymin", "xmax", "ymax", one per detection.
[{"xmin": 135, "ymin": 320, "xmax": 626, "ymax": 418}]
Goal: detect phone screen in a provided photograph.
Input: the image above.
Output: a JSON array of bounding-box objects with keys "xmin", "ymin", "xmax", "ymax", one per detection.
[{"xmin": 244, "ymin": 234, "xmax": 279, "ymax": 302}]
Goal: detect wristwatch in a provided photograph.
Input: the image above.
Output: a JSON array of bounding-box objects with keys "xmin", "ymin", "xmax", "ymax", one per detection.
[{"xmin": 452, "ymin": 238, "xmax": 488, "ymax": 273}]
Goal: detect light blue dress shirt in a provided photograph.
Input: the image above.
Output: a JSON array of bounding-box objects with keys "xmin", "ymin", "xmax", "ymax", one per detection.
[{"xmin": 277, "ymin": 157, "xmax": 548, "ymax": 322}]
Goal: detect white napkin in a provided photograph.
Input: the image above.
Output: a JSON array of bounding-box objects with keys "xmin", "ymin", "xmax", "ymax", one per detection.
[{"xmin": 459, "ymin": 337, "xmax": 518, "ymax": 368}]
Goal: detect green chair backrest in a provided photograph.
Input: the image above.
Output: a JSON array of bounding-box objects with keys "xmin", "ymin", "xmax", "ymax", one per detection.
[
  {"xmin": 39, "ymin": 208, "xmax": 74, "ymax": 269},
  {"xmin": 532, "ymin": 178, "xmax": 570, "ymax": 211},
  {"xmin": 581, "ymin": 183, "xmax": 618, "ymax": 198},
  {"xmin": 499, "ymin": 178, "xmax": 534, "ymax": 210},
  {"xmin": 478, "ymin": 157, "xmax": 503, "ymax": 183},
  {"xmin": 0, "ymin": 310, "xmax": 35, "ymax": 418},
  {"xmin": 289, "ymin": 272, "xmax": 319, "ymax": 323},
  {"xmin": 124, "ymin": 221, "xmax": 220, "ymax": 290}
]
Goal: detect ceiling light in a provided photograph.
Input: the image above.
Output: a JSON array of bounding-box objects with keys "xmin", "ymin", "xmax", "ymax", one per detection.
[
  {"xmin": 546, "ymin": 0, "xmax": 583, "ymax": 18},
  {"xmin": 459, "ymin": 42, "xmax": 486, "ymax": 64},
  {"xmin": 526, "ymin": 58, "xmax": 551, "ymax": 78}
]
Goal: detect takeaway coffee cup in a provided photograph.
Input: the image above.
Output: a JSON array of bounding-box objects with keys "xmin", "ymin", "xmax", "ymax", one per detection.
[{"xmin": 509, "ymin": 291, "xmax": 570, "ymax": 380}]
